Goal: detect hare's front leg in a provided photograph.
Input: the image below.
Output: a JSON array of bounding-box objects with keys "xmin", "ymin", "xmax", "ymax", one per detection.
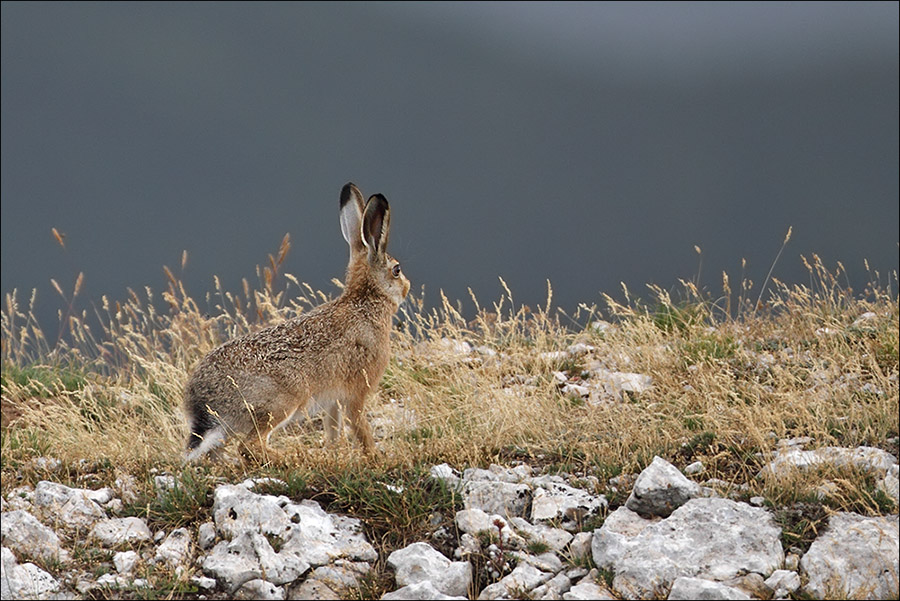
[
  {"xmin": 323, "ymin": 401, "xmax": 342, "ymax": 444},
  {"xmin": 347, "ymin": 396, "xmax": 375, "ymax": 454}
]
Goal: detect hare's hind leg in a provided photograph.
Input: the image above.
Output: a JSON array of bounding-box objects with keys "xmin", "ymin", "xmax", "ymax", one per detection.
[
  {"xmin": 239, "ymin": 434, "xmax": 275, "ymax": 464},
  {"xmin": 239, "ymin": 406, "xmax": 296, "ymax": 464},
  {"xmin": 239, "ymin": 420, "xmax": 284, "ymax": 464}
]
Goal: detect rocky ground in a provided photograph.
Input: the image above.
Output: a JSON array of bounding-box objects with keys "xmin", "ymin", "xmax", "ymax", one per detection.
[{"xmin": 2, "ymin": 440, "xmax": 897, "ymax": 600}]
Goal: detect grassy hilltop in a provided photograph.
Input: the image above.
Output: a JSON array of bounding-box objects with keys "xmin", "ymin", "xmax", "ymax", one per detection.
[{"xmin": 1, "ymin": 248, "xmax": 897, "ymax": 598}]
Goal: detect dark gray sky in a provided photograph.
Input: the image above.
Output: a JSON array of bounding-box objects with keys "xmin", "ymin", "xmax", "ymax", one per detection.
[{"xmin": 2, "ymin": 2, "xmax": 898, "ymax": 332}]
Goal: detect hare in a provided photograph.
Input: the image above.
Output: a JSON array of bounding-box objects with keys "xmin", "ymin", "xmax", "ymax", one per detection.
[{"xmin": 184, "ymin": 182, "xmax": 410, "ymax": 461}]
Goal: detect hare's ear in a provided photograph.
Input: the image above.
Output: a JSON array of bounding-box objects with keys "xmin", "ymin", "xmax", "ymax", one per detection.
[
  {"xmin": 362, "ymin": 194, "xmax": 390, "ymax": 259},
  {"xmin": 340, "ymin": 182, "xmax": 366, "ymax": 254}
]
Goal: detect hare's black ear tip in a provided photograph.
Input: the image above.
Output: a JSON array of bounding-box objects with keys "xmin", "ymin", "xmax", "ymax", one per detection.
[
  {"xmin": 369, "ymin": 193, "xmax": 389, "ymax": 209},
  {"xmin": 340, "ymin": 182, "xmax": 357, "ymax": 208}
]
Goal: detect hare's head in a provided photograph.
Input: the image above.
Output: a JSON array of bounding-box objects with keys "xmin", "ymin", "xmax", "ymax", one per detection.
[{"xmin": 339, "ymin": 182, "xmax": 410, "ymax": 308}]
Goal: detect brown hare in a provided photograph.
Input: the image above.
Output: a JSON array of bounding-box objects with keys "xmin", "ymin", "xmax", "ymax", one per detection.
[{"xmin": 184, "ymin": 183, "xmax": 410, "ymax": 461}]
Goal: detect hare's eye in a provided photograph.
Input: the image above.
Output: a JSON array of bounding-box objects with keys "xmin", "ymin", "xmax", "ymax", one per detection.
[{"xmin": 391, "ymin": 264, "xmax": 402, "ymax": 278}]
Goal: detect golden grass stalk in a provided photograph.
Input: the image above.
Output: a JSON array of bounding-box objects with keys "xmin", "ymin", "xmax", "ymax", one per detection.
[{"xmin": 1, "ymin": 252, "xmax": 897, "ymax": 521}]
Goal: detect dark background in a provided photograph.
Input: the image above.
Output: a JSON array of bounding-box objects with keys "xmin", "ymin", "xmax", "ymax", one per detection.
[{"xmin": 2, "ymin": 2, "xmax": 898, "ymax": 333}]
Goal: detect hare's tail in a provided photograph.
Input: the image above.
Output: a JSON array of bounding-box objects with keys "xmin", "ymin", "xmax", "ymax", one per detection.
[{"xmin": 185, "ymin": 408, "xmax": 225, "ymax": 461}]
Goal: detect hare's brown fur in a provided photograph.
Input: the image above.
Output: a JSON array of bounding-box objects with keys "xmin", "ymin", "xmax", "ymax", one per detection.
[{"xmin": 184, "ymin": 183, "xmax": 409, "ymax": 461}]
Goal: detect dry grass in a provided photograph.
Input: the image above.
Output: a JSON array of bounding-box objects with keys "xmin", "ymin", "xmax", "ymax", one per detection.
[{"xmin": 2, "ymin": 247, "xmax": 898, "ymax": 524}]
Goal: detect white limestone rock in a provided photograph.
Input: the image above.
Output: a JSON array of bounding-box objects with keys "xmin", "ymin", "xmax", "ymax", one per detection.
[
  {"xmin": 684, "ymin": 461, "xmax": 705, "ymax": 476},
  {"xmin": 154, "ymin": 527, "xmax": 192, "ymax": 568},
  {"xmin": 198, "ymin": 521, "xmax": 217, "ymax": 550},
  {"xmin": 114, "ymin": 550, "xmax": 138, "ymax": 574},
  {"xmin": 723, "ymin": 572, "xmax": 772, "ymax": 599},
  {"xmin": 212, "ymin": 484, "xmax": 292, "ymax": 539},
  {"xmin": 1, "ymin": 546, "xmax": 61, "ymax": 600},
  {"xmin": 33, "ymin": 480, "xmax": 113, "ymax": 506},
  {"xmin": 235, "ymin": 578, "xmax": 284, "ymax": 600},
  {"xmin": 279, "ymin": 500, "xmax": 377, "ymax": 566},
  {"xmin": 382, "ymin": 580, "xmax": 468, "ymax": 600},
  {"xmin": 511, "ymin": 551, "xmax": 564, "ymax": 574},
  {"xmin": 153, "ymin": 475, "xmax": 177, "ymax": 496},
  {"xmin": 90, "ymin": 517, "xmax": 152, "ymax": 547},
  {"xmin": 606, "ymin": 498, "xmax": 783, "ymax": 600},
  {"xmin": 32, "ymin": 480, "xmax": 75, "ymax": 508},
  {"xmin": 455, "ymin": 507, "xmax": 500, "ymax": 536},
  {"xmin": 562, "ymin": 383, "xmax": 591, "ymax": 398},
  {"xmin": 439, "ymin": 338, "xmax": 473, "ymax": 356},
  {"xmin": 625, "ymin": 456, "xmax": 700, "ymax": 518},
  {"xmin": 851, "ymin": 311, "xmax": 879, "ymax": 329},
  {"xmin": 33, "ymin": 480, "xmax": 107, "ymax": 529},
  {"xmin": 457, "ymin": 465, "xmax": 533, "ymax": 517},
  {"xmin": 463, "ymin": 481, "xmax": 532, "ymax": 517},
  {"xmin": 667, "ymin": 576, "xmax": 751, "ymax": 600},
  {"xmin": 429, "ymin": 464, "xmax": 461, "ymax": 487},
  {"xmin": 387, "ymin": 542, "xmax": 472, "ymax": 597},
  {"xmin": 0, "ymin": 510, "xmax": 70, "ymax": 563},
  {"xmin": 587, "ymin": 365, "xmax": 653, "ymax": 401},
  {"xmin": 563, "ymin": 572, "xmax": 616, "ymax": 600},
  {"xmin": 764, "ymin": 569, "xmax": 801, "ymax": 598},
  {"xmin": 287, "ymin": 560, "xmax": 370, "ymax": 600},
  {"xmin": 455, "ymin": 509, "xmax": 526, "ymax": 551},
  {"xmin": 567, "ymin": 532, "xmax": 593, "ymax": 564},
  {"xmin": 508, "ymin": 517, "xmax": 573, "ymax": 553},
  {"xmin": 879, "ymin": 463, "xmax": 899, "ymax": 504},
  {"xmin": 477, "ymin": 563, "xmax": 552, "ymax": 600},
  {"xmin": 591, "ymin": 506, "xmax": 659, "ymax": 570},
  {"xmin": 455, "ymin": 532, "xmax": 481, "ymax": 558},
  {"xmin": 529, "ymin": 474, "xmax": 607, "ymax": 525},
  {"xmin": 191, "ymin": 575, "xmax": 217, "ymax": 590},
  {"xmin": 95, "ymin": 573, "xmax": 134, "ymax": 590},
  {"xmin": 530, "ymin": 572, "xmax": 572, "ymax": 600},
  {"xmin": 28, "ymin": 457, "xmax": 62, "ymax": 473},
  {"xmin": 210, "ymin": 484, "xmax": 376, "ymax": 570},
  {"xmin": 3, "ymin": 487, "xmax": 34, "ymax": 512},
  {"xmin": 238, "ymin": 477, "xmax": 288, "ymax": 491},
  {"xmin": 203, "ymin": 530, "xmax": 310, "ymax": 592},
  {"xmin": 760, "ymin": 445, "xmax": 897, "ymax": 478},
  {"xmin": 801, "ymin": 512, "xmax": 899, "ymax": 600}
]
